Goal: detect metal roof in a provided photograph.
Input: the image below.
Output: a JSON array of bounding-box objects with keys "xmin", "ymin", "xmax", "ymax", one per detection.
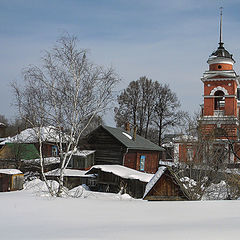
[
  {"xmin": 100, "ymin": 125, "xmax": 164, "ymax": 152},
  {"xmin": 210, "ymin": 43, "xmax": 234, "ymax": 60}
]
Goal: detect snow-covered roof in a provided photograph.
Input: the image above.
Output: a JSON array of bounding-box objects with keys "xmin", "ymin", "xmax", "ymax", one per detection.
[
  {"xmin": 45, "ymin": 168, "xmax": 93, "ymax": 177},
  {"xmin": 162, "ymin": 142, "xmax": 174, "ymax": 148},
  {"xmin": 173, "ymin": 135, "xmax": 198, "ymax": 142},
  {"xmin": 87, "ymin": 165, "xmax": 154, "ymax": 183},
  {"xmin": 73, "ymin": 150, "xmax": 95, "ymax": 157},
  {"xmin": 143, "ymin": 166, "xmax": 166, "ymax": 199},
  {"xmin": 0, "ymin": 169, "xmax": 23, "ymax": 175},
  {"xmin": 159, "ymin": 160, "xmax": 176, "ymax": 167},
  {"xmin": 23, "ymin": 157, "xmax": 60, "ymax": 165},
  {"xmin": 0, "ymin": 126, "xmax": 67, "ymax": 145},
  {"xmin": 0, "ymin": 122, "xmax": 6, "ymax": 127}
]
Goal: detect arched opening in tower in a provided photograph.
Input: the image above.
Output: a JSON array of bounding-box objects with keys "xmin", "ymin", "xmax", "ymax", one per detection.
[{"xmin": 214, "ymin": 90, "xmax": 225, "ymax": 110}]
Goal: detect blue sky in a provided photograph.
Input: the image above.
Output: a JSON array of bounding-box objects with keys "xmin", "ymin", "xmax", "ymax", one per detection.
[{"xmin": 1, "ymin": 0, "xmax": 240, "ymax": 125}]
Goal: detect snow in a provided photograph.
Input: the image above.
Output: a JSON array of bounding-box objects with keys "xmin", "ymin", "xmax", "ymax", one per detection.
[
  {"xmin": 143, "ymin": 166, "xmax": 166, "ymax": 198},
  {"xmin": 159, "ymin": 160, "xmax": 176, "ymax": 167},
  {"xmin": 122, "ymin": 131, "xmax": 132, "ymax": 139},
  {"xmin": 1, "ymin": 183, "xmax": 240, "ymax": 239},
  {"xmin": 87, "ymin": 165, "xmax": 154, "ymax": 182},
  {"xmin": 72, "ymin": 150, "xmax": 95, "ymax": 157},
  {"xmin": 0, "ymin": 169, "xmax": 22, "ymax": 175},
  {"xmin": 0, "ymin": 126, "xmax": 66, "ymax": 145},
  {"xmin": 202, "ymin": 181, "xmax": 228, "ymax": 200},
  {"xmin": 173, "ymin": 134, "xmax": 198, "ymax": 142},
  {"xmin": 23, "ymin": 157, "xmax": 60, "ymax": 165},
  {"xmin": 45, "ymin": 168, "xmax": 92, "ymax": 177}
]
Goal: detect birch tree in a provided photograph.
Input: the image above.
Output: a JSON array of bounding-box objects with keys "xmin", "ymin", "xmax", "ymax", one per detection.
[{"xmin": 12, "ymin": 34, "xmax": 118, "ymax": 196}]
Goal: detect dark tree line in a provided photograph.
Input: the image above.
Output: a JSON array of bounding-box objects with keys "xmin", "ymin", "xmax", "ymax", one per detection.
[{"xmin": 114, "ymin": 76, "xmax": 185, "ymax": 145}]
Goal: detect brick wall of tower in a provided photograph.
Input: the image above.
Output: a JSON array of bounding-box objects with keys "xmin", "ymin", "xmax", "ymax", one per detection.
[
  {"xmin": 203, "ymin": 98, "xmax": 214, "ymax": 115},
  {"xmin": 204, "ymin": 80, "xmax": 236, "ymax": 96},
  {"xmin": 203, "ymin": 80, "xmax": 237, "ymax": 117},
  {"xmin": 225, "ymin": 97, "xmax": 237, "ymax": 116},
  {"xmin": 200, "ymin": 124, "xmax": 238, "ymax": 140},
  {"xmin": 209, "ymin": 63, "xmax": 233, "ymax": 71}
]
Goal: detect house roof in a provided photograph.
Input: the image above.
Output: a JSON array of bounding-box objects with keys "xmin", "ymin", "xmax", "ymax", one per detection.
[
  {"xmin": 0, "ymin": 126, "xmax": 67, "ymax": 145},
  {"xmin": 97, "ymin": 125, "xmax": 163, "ymax": 151},
  {"xmin": 86, "ymin": 165, "xmax": 154, "ymax": 183}
]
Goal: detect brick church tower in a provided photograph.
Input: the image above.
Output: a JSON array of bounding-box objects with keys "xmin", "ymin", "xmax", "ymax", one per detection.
[{"xmin": 199, "ymin": 9, "xmax": 240, "ymax": 141}]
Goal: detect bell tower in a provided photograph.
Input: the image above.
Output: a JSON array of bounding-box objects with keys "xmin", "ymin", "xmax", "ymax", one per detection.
[{"xmin": 199, "ymin": 8, "xmax": 240, "ymax": 140}]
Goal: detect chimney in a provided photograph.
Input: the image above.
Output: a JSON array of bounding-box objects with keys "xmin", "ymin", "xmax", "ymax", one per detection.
[
  {"xmin": 125, "ymin": 122, "xmax": 130, "ymax": 133},
  {"xmin": 133, "ymin": 125, "xmax": 137, "ymax": 141}
]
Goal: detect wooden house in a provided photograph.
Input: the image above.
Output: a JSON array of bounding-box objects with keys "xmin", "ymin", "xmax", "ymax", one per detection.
[
  {"xmin": 0, "ymin": 127, "xmax": 65, "ymax": 171},
  {"xmin": 0, "ymin": 169, "xmax": 24, "ymax": 192},
  {"xmin": 86, "ymin": 125, "xmax": 164, "ymax": 174},
  {"xmin": 45, "ymin": 168, "xmax": 96, "ymax": 189},
  {"xmin": 86, "ymin": 165, "xmax": 154, "ymax": 198},
  {"xmin": 0, "ymin": 127, "xmax": 62, "ymax": 158},
  {"xmin": 143, "ymin": 166, "xmax": 190, "ymax": 201}
]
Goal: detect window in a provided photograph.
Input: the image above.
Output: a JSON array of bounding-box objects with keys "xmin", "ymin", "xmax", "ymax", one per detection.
[
  {"xmin": 214, "ymin": 90, "xmax": 224, "ymax": 110},
  {"xmin": 88, "ymin": 178, "xmax": 97, "ymax": 187},
  {"xmin": 52, "ymin": 146, "xmax": 58, "ymax": 156},
  {"xmin": 140, "ymin": 155, "xmax": 145, "ymax": 171}
]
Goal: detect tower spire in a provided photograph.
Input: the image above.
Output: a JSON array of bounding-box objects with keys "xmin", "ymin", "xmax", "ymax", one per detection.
[{"xmin": 219, "ymin": 7, "xmax": 224, "ymax": 48}]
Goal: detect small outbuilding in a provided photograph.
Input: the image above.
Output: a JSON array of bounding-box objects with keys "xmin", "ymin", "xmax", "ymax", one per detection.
[
  {"xmin": 143, "ymin": 167, "xmax": 190, "ymax": 201},
  {"xmin": 0, "ymin": 169, "xmax": 24, "ymax": 192},
  {"xmin": 45, "ymin": 168, "xmax": 96, "ymax": 189},
  {"xmin": 86, "ymin": 165, "xmax": 154, "ymax": 198},
  {"xmin": 68, "ymin": 150, "xmax": 95, "ymax": 170}
]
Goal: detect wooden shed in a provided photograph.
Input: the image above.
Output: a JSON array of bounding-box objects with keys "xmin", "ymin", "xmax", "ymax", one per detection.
[
  {"xmin": 86, "ymin": 165, "xmax": 154, "ymax": 198},
  {"xmin": 86, "ymin": 125, "xmax": 164, "ymax": 174},
  {"xmin": 45, "ymin": 168, "xmax": 96, "ymax": 189},
  {"xmin": 143, "ymin": 167, "xmax": 190, "ymax": 201},
  {"xmin": 0, "ymin": 169, "xmax": 24, "ymax": 192},
  {"xmin": 68, "ymin": 150, "xmax": 95, "ymax": 170}
]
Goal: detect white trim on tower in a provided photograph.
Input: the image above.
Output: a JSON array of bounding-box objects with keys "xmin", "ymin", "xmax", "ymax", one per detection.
[{"xmin": 210, "ymin": 86, "xmax": 229, "ymax": 96}]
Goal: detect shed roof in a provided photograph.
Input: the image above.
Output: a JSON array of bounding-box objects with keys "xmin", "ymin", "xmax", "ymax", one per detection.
[
  {"xmin": 87, "ymin": 165, "xmax": 154, "ymax": 183},
  {"xmin": 0, "ymin": 169, "xmax": 23, "ymax": 175},
  {"xmin": 45, "ymin": 168, "xmax": 93, "ymax": 177},
  {"xmin": 94, "ymin": 125, "xmax": 163, "ymax": 152}
]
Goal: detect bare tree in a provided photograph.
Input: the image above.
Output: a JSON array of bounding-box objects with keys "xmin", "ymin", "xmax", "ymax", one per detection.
[
  {"xmin": 153, "ymin": 83, "xmax": 184, "ymax": 146},
  {"xmin": 115, "ymin": 78, "xmax": 184, "ymax": 144},
  {"xmin": 12, "ymin": 34, "xmax": 119, "ymax": 196}
]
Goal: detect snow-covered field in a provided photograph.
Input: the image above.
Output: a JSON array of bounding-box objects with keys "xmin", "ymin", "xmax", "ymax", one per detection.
[{"xmin": 1, "ymin": 181, "xmax": 240, "ymax": 240}]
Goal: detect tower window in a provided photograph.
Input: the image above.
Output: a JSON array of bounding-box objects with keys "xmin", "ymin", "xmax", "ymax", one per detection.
[
  {"xmin": 214, "ymin": 90, "xmax": 224, "ymax": 110},
  {"xmin": 218, "ymin": 65, "xmax": 222, "ymax": 69}
]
